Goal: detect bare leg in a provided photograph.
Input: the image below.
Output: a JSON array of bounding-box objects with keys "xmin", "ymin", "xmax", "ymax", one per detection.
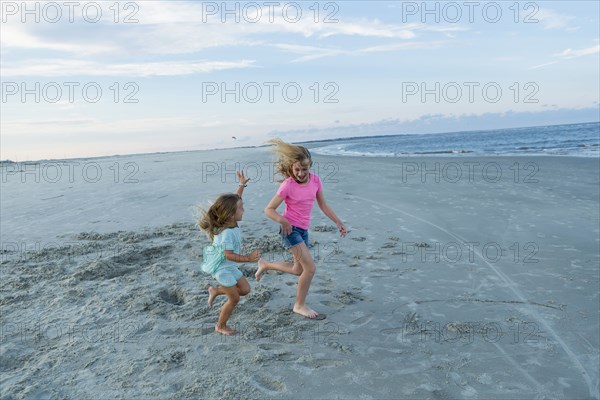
[
  {"xmin": 236, "ymin": 277, "xmax": 250, "ymax": 296},
  {"xmin": 209, "ymin": 277, "xmax": 250, "ymax": 307},
  {"xmin": 255, "ymin": 257, "xmax": 302, "ymax": 281},
  {"xmin": 215, "ymin": 285, "xmax": 240, "ymax": 336},
  {"xmin": 289, "ymin": 243, "xmax": 318, "ymax": 319},
  {"xmin": 208, "ymin": 286, "xmax": 227, "ymax": 308}
]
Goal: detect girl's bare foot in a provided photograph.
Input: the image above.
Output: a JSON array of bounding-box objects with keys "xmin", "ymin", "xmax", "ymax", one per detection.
[
  {"xmin": 208, "ymin": 286, "xmax": 217, "ymax": 308},
  {"xmin": 293, "ymin": 304, "xmax": 319, "ymax": 319},
  {"xmin": 255, "ymin": 259, "xmax": 268, "ymax": 282},
  {"xmin": 215, "ymin": 325, "xmax": 238, "ymax": 336}
]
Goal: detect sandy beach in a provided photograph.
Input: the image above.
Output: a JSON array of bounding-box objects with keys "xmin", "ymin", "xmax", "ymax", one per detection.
[{"xmin": 1, "ymin": 147, "xmax": 599, "ymax": 399}]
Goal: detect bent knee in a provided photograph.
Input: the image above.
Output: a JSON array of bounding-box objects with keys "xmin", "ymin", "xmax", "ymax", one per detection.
[
  {"xmin": 291, "ymin": 262, "xmax": 303, "ymax": 276},
  {"xmin": 239, "ymin": 287, "xmax": 251, "ymax": 296},
  {"xmin": 301, "ymin": 262, "xmax": 316, "ymax": 275},
  {"xmin": 228, "ymin": 293, "xmax": 240, "ymax": 304}
]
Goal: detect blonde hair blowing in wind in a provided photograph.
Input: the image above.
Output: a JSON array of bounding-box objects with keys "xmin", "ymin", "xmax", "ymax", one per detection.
[
  {"xmin": 198, "ymin": 193, "xmax": 241, "ymax": 241},
  {"xmin": 267, "ymin": 138, "xmax": 313, "ymax": 181}
]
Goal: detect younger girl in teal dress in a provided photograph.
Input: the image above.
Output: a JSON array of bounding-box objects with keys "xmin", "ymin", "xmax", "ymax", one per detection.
[{"xmin": 199, "ymin": 172, "xmax": 261, "ymax": 336}]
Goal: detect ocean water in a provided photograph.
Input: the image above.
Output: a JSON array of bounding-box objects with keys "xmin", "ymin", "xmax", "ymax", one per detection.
[{"xmin": 308, "ymin": 122, "xmax": 600, "ymax": 158}]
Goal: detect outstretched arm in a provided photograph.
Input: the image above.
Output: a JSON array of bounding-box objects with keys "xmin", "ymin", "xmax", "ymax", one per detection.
[
  {"xmin": 224, "ymin": 249, "xmax": 260, "ymax": 263},
  {"xmin": 316, "ymin": 191, "xmax": 347, "ymax": 237}
]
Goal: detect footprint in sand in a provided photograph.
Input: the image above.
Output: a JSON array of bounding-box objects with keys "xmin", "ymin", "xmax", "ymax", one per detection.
[
  {"xmin": 275, "ymin": 353, "xmax": 301, "ymax": 361},
  {"xmin": 212, "ymin": 343, "xmax": 238, "ymax": 351},
  {"xmin": 379, "ymin": 327, "xmax": 404, "ymax": 335},
  {"xmin": 432, "ymin": 389, "xmax": 454, "ymax": 400},
  {"xmin": 257, "ymin": 343, "xmax": 285, "ymax": 351},
  {"xmin": 158, "ymin": 288, "xmax": 186, "ymax": 306},
  {"xmin": 74, "ymin": 261, "xmax": 135, "ymax": 281},
  {"xmin": 255, "ymin": 344, "xmax": 302, "ymax": 362},
  {"xmin": 210, "ymin": 342, "xmax": 256, "ymax": 353},
  {"xmin": 320, "ymin": 300, "xmax": 344, "ymax": 309},
  {"xmin": 300, "ymin": 358, "xmax": 346, "ymax": 369},
  {"xmin": 336, "ymin": 291, "xmax": 365, "ymax": 304},
  {"xmin": 249, "ymin": 374, "xmax": 286, "ymax": 394},
  {"xmin": 350, "ymin": 314, "xmax": 373, "ymax": 327}
]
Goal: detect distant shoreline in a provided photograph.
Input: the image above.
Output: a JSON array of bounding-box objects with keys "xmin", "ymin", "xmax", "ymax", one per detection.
[
  {"xmin": 2, "ymin": 120, "xmax": 598, "ymax": 164},
  {"xmin": 298, "ymin": 120, "xmax": 600, "ymax": 146}
]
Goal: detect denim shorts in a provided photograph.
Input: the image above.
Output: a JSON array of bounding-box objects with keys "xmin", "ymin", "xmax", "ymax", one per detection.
[{"xmin": 280, "ymin": 225, "xmax": 309, "ymax": 249}]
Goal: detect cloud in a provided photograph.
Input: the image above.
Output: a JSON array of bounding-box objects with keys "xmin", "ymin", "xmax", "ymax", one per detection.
[
  {"xmin": 273, "ymin": 38, "xmax": 461, "ymax": 63},
  {"xmin": 0, "ymin": 59, "xmax": 256, "ymax": 76},
  {"xmin": 535, "ymin": 9, "xmax": 577, "ymax": 31},
  {"xmin": 528, "ymin": 60, "xmax": 560, "ymax": 70},
  {"xmin": 271, "ymin": 43, "xmax": 347, "ymax": 62},
  {"xmin": 317, "ymin": 19, "xmax": 417, "ymax": 39},
  {"xmin": 0, "ymin": 0, "xmax": 474, "ymax": 80},
  {"xmin": 556, "ymin": 44, "xmax": 600, "ymax": 59},
  {"xmin": 0, "ymin": 24, "xmax": 118, "ymax": 55},
  {"xmin": 359, "ymin": 40, "xmax": 457, "ymax": 53},
  {"xmin": 135, "ymin": 3, "xmax": 422, "ymax": 39},
  {"xmin": 117, "ymin": 15, "xmax": 428, "ymax": 59},
  {"xmin": 1, "ymin": 1, "xmax": 461, "ymax": 60},
  {"xmin": 529, "ymin": 43, "xmax": 599, "ymax": 70}
]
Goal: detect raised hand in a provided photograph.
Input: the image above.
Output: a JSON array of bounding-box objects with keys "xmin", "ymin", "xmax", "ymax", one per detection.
[{"xmin": 237, "ymin": 170, "xmax": 251, "ymax": 186}]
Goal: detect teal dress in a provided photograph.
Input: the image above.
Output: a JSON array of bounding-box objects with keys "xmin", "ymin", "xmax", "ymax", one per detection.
[{"xmin": 201, "ymin": 227, "xmax": 243, "ymax": 287}]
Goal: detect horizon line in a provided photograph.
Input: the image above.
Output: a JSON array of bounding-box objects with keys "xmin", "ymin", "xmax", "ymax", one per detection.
[{"xmin": 1, "ymin": 120, "xmax": 598, "ymax": 164}]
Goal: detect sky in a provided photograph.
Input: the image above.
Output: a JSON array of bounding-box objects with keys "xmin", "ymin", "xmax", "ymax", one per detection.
[{"xmin": 1, "ymin": 0, "xmax": 599, "ymax": 161}]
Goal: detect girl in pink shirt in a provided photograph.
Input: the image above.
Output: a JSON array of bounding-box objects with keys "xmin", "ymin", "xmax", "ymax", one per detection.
[{"xmin": 257, "ymin": 139, "xmax": 347, "ymax": 319}]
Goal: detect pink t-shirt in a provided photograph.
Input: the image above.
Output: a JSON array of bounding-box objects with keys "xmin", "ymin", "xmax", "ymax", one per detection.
[{"xmin": 276, "ymin": 173, "xmax": 322, "ymax": 230}]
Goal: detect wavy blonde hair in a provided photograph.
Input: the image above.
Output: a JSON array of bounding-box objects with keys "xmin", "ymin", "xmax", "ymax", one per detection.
[
  {"xmin": 267, "ymin": 138, "xmax": 312, "ymax": 182},
  {"xmin": 198, "ymin": 193, "xmax": 240, "ymax": 240}
]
